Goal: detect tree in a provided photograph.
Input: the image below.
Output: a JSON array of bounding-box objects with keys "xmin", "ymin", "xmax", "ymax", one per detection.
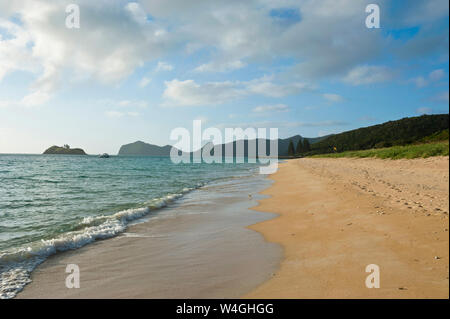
[
  {"xmin": 303, "ymin": 139, "xmax": 311, "ymax": 152},
  {"xmin": 295, "ymin": 139, "xmax": 304, "ymax": 155},
  {"xmin": 309, "ymin": 114, "xmax": 448, "ymax": 155},
  {"xmin": 64, "ymin": 144, "xmax": 70, "ymax": 149},
  {"xmin": 288, "ymin": 139, "xmax": 295, "ymax": 156}
]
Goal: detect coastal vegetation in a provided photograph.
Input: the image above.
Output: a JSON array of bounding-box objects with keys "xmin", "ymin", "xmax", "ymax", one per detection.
[
  {"xmin": 288, "ymin": 140, "xmax": 295, "ymax": 156},
  {"xmin": 307, "ymin": 114, "xmax": 449, "ymax": 156},
  {"xmin": 295, "ymin": 138, "xmax": 311, "ymax": 155},
  {"xmin": 311, "ymin": 141, "xmax": 449, "ymax": 159},
  {"xmin": 309, "ymin": 120, "xmax": 449, "ymax": 160}
]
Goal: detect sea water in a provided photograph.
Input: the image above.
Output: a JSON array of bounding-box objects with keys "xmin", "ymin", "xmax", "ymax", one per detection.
[{"xmin": 0, "ymin": 154, "xmax": 261, "ymax": 298}]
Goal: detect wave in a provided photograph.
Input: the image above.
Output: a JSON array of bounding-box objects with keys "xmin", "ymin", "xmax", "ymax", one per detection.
[{"xmin": 0, "ymin": 184, "xmax": 202, "ymax": 299}]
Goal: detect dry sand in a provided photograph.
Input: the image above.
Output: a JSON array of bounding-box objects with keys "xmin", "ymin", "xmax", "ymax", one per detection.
[{"xmin": 246, "ymin": 157, "xmax": 449, "ymax": 298}]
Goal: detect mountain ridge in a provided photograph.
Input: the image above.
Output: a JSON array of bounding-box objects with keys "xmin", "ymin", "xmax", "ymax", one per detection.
[
  {"xmin": 117, "ymin": 135, "xmax": 325, "ymax": 157},
  {"xmin": 117, "ymin": 114, "xmax": 449, "ymax": 157}
]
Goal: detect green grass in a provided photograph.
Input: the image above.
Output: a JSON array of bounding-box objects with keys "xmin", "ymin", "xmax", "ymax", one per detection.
[{"xmin": 311, "ymin": 142, "xmax": 449, "ymax": 160}]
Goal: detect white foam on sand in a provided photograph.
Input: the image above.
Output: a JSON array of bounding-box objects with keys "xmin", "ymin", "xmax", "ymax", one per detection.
[{"xmin": 0, "ymin": 185, "xmax": 202, "ymax": 299}]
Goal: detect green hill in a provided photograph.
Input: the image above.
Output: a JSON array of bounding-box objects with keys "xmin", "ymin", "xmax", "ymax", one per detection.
[
  {"xmin": 118, "ymin": 141, "xmax": 174, "ymax": 156},
  {"xmin": 308, "ymin": 114, "xmax": 449, "ymax": 155}
]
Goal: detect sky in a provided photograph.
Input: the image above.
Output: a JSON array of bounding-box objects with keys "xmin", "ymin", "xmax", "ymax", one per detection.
[{"xmin": 0, "ymin": 0, "xmax": 448, "ymax": 154}]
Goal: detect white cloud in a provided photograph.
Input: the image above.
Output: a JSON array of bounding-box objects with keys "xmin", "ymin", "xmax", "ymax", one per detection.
[
  {"xmin": 105, "ymin": 111, "xmax": 124, "ymax": 118},
  {"xmin": 216, "ymin": 120, "xmax": 349, "ymax": 130},
  {"xmin": 432, "ymin": 91, "xmax": 449, "ymax": 104},
  {"xmin": 323, "ymin": 93, "xmax": 344, "ymax": 103},
  {"xmin": 194, "ymin": 60, "xmax": 246, "ymax": 73},
  {"xmin": 105, "ymin": 110, "xmax": 140, "ymax": 118},
  {"xmin": 194, "ymin": 116, "xmax": 208, "ymax": 124},
  {"xmin": 0, "ymin": 99, "xmax": 16, "ymax": 108},
  {"xmin": 0, "ymin": 87, "xmax": 53, "ymax": 108},
  {"xmin": 162, "ymin": 79, "xmax": 244, "ymax": 106},
  {"xmin": 0, "ymin": 19, "xmax": 38, "ymax": 81},
  {"xmin": 411, "ymin": 76, "xmax": 428, "ymax": 88},
  {"xmin": 252, "ymin": 104, "xmax": 289, "ymax": 114},
  {"xmin": 155, "ymin": 61, "xmax": 174, "ymax": 72},
  {"xmin": 342, "ymin": 65, "xmax": 394, "ymax": 85},
  {"xmin": 139, "ymin": 77, "xmax": 151, "ymax": 88},
  {"xmin": 162, "ymin": 77, "xmax": 311, "ymax": 106},
  {"xmin": 0, "ymin": 0, "xmax": 176, "ymax": 106},
  {"xmin": 21, "ymin": 90, "xmax": 52, "ymax": 107},
  {"xmin": 411, "ymin": 69, "xmax": 445, "ymax": 88},
  {"xmin": 125, "ymin": 2, "xmax": 149, "ymax": 25},
  {"xmin": 117, "ymin": 100, "xmax": 148, "ymax": 108},
  {"xmin": 97, "ymin": 99, "xmax": 148, "ymax": 109},
  {"xmin": 247, "ymin": 81, "xmax": 308, "ymax": 98},
  {"xmin": 395, "ymin": 0, "xmax": 449, "ymax": 27},
  {"xmin": 1, "ymin": 0, "xmax": 448, "ymax": 109},
  {"xmin": 246, "ymin": 76, "xmax": 312, "ymax": 98},
  {"xmin": 429, "ymin": 69, "xmax": 445, "ymax": 81},
  {"xmin": 140, "ymin": 0, "xmax": 390, "ymax": 80}
]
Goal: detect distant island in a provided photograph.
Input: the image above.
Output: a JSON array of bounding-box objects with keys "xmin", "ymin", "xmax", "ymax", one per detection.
[
  {"xmin": 118, "ymin": 141, "xmax": 174, "ymax": 156},
  {"xmin": 43, "ymin": 145, "xmax": 87, "ymax": 155}
]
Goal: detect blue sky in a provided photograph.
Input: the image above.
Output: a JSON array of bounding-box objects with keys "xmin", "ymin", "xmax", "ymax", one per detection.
[{"xmin": 0, "ymin": 0, "xmax": 448, "ymax": 154}]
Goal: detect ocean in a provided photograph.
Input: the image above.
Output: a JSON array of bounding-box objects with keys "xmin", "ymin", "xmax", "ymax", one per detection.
[{"xmin": 0, "ymin": 154, "xmax": 265, "ymax": 299}]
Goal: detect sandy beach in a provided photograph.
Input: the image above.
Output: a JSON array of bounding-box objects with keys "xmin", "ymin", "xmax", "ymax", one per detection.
[
  {"xmin": 246, "ymin": 157, "xmax": 449, "ymax": 298},
  {"xmin": 15, "ymin": 156, "xmax": 449, "ymax": 299}
]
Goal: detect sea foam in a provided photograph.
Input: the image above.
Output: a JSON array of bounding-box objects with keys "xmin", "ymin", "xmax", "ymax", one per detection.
[{"xmin": 0, "ymin": 186, "xmax": 199, "ymax": 299}]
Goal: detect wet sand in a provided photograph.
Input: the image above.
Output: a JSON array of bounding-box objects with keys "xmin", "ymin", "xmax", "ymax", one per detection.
[
  {"xmin": 246, "ymin": 157, "xmax": 449, "ymax": 298},
  {"xmin": 17, "ymin": 175, "xmax": 281, "ymax": 298}
]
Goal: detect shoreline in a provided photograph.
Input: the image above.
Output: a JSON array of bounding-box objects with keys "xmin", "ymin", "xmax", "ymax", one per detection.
[
  {"xmin": 16, "ymin": 172, "xmax": 281, "ymax": 298},
  {"xmin": 245, "ymin": 157, "xmax": 449, "ymax": 298},
  {"xmin": 13, "ymin": 156, "xmax": 450, "ymax": 298}
]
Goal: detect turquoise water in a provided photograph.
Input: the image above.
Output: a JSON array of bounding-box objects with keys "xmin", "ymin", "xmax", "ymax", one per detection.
[{"xmin": 0, "ymin": 154, "xmax": 259, "ymax": 298}]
